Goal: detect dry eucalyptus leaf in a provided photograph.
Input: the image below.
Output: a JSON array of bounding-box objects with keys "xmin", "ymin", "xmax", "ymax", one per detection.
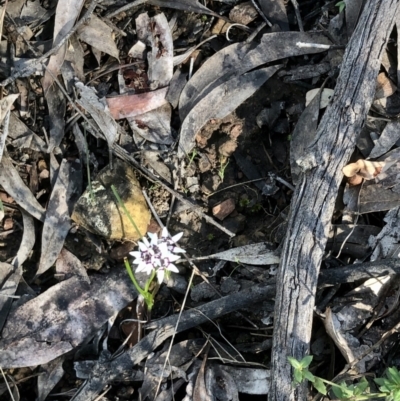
[
  {"xmin": 259, "ymin": 0, "xmax": 289, "ymax": 31},
  {"xmin": 305, "ymin": 88, "xmax": 334, "ymax": 108},
  {"xmin": 198, "ymin": 242, "xmax": 280, "ymax": 265},
  {"xmin": 0, "ymin": 154, "xmax": 46, "ymax": 222},
  {"xmin": 342, "ymin": 159, "xmax": 385, "ymax": 180},
  {"xmin": 75, "ymin": 81, "xmax": 118, "ymax": 157},
  {"xmin": 0, "ymin": 268, "xmax": 137, "ymax": 368},
  {"xmin": 77, "ymin": 13, "xmax": 119, "ymax": 60},
  {"xmin": 46, "ymin": 83, "xmax": 66, "ymax": 152},
  {"xmin": 0, "ymin": 93, "xmax": 19, "ymax": 123},
  {"xmin": 368, "ymin": 120, "xmax": 400, "ymax": 159},
  {"xmin": 72, "ymin": 159, "xmax": 150, "ymax": 241},
  {"xmin": 37, "ymin": 159, "xmax": 82, "ymax": 276},
  {"xmin": 12, "ymin": 210, "xmax": 35, "ymax": 268},
  {"xmin": 136, "ymin": 13, "xmax": 173, "ymax": 88},
  {"xmin": 291, "ymin": 87, "xmax": 322, "ymax": 185},
  {"xmin": 179, "ymin": 32, "xmax": 331, "ymax": 121},
  {"xmin": 148, "ymin": 0, "xmax": 221, "ymax": 17},
  {"xmin": 178, "ymin": 66, "xmax": 281, "ymax": 158},
  {"xmin": 42, "ymin": 0, "xmax": 85, "ymax": 93},
  {"xmin": 106, "ymin": 87, "xmax": 168, "ymax": 120},
  {"xmin": 219, "ymin": 366, "xmax": 270, "ymax": 395},
  {"xmin": 8, "ymin": 112, "xmax": 47, "ymax": 152}
]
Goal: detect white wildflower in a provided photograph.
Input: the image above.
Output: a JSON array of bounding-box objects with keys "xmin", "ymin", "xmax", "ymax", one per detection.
[{"xmin": 130, "ymin": 229, "xmax": 185, "ymax": 284}]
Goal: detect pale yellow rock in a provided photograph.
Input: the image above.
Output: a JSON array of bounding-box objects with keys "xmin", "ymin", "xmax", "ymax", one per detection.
[{"xmin": 72, "ymin": 159, "xmax": 150, "ymax": 241}]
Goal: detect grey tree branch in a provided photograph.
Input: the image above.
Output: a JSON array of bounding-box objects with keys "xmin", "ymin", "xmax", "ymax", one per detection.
[{"xmin": 269, "ymin": 1, "xmax": 400, "ymax": 400}]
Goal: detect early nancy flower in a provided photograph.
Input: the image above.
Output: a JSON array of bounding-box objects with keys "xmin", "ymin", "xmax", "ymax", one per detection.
[{"xmin": 130, "ymin": 229, "xmax": 185, "ymax": 284}]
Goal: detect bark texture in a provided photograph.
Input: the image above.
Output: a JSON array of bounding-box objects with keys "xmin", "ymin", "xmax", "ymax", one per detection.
[{"xmin": 269, "ymin": 1, "xmax": 400, "ymax": 400}]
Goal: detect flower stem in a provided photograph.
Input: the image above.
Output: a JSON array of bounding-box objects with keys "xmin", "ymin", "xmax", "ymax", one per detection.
[{"xmin": 111, "ymin": 184, "xmax": 143, "ymax": 239}]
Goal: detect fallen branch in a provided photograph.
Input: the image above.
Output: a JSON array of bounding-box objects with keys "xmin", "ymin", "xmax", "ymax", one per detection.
[{"xmin": 269, "ymin": 1, "xmax": 400, "ymax": 400}]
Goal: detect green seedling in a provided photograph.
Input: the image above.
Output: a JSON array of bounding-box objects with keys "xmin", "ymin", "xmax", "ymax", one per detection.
[
  {"xmin": 289, "ymin": 355, "xmax": 400, "ymax": 400},
  {"xmin": 207, "ymin": 233, "xmax": 215, "ymax": 241},
  {"xmin": 84, "ymin": 127, "xmax": 94, "ymax": 202},
  {"xmin": 218, "ymin": 158, "xmax": 229, "ymax": 181},
  {"xmin": 187, "ymin": 149, "xmax": 198, "ymax": 168},
  {"xmin": 336, "ymin": 1, "xmax": 346, "ymax": 13}
]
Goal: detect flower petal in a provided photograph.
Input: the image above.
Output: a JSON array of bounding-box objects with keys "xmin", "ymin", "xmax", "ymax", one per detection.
[
  {"xmin": 157, "ymin": 269, "xmax": 165, "ymax": 284},
  {"xmin": 161, "ymin": 227, "xmax": 169, "ymax": 238},
  {"xmin": 171, "ymin": 232, "xmax": 183, "ymax": 243},
  {"xmin": 148, "ymin": 232, "xmax": 159, "ymax": 246},
  {"xmin": 166, "ymin": 263, "xmax": 179, "ymax": 273},
  {"xmin": 138, "ymin": 241, "xmax": 148, "ymax": 252}
]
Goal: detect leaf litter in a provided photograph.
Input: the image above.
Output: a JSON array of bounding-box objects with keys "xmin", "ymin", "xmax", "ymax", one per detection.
[{"xmin": 2, "ymin": 1, "xmax": 400, "ymax": 400}]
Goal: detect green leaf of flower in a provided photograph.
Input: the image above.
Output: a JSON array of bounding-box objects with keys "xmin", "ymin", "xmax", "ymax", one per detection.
[
  {"xmin": 388, "ymin": 367, "xmax": 400, "ymax": 385},
  {"xmin": 313, "ymin": 377, "xmax": 327, "ymax": 395},
  {"xmin": 303, "ymin": 370, "xmax": 315, "ymax": 382},
  {"xmin": 294, "ymin": 369, "xmax": 303, "ymax": 384},
  {"xmin": 354, "ymin": 377, "xmax": 369, "ymax": 395},
  {"xmin": 288, "ymin": 357, "xmax": 302, "ymax": 370},
  {"xmin": 300, "ymin": 355, "xmax": 313, "ymax": 368},
  {"xmin": 332, "ymin": 385, "xmax": 345, "ymax": 398}
]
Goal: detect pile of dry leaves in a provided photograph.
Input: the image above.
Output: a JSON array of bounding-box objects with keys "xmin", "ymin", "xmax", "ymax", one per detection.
[{"xmin": 1, "ymin": 0, "xmax": 400, "ymax": 400}]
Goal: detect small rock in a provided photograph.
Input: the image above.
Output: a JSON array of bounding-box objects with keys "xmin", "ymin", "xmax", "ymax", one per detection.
[
  {"xmin": 212, "ymin": 198, "xmax": 235, "ymax": 221},
  {"xmin": 211, "ymin": 19, "xmax": 231, "ymax": 35},
  {"xmin": 218, "ymin": 139, "xmax": 237, "ymax": 157},
  {"xmin": 229, "ymin": 1, "xmax": 258, "ymax": 25},
  {"xmin": 72, "ymin": 160, "xmax": 151, "ymax": 241},
  {"xmin": 3, "ymin": 218, "xmax": 13, "ymax": 230},
  {"xmin": 220, "ymin": 277, "xmax": 240, "ymax": 294},
  {"xmin": 223, "ymin": 213, "xmax": 246, "ymax": 233}
]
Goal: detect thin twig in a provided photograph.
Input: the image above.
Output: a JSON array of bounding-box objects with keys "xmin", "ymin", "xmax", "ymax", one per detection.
[
  {"xmin": 290, "ymin": 0, "xmax": 304, "ymax": 32},
  {"xmin": 105, "ymin": 0, "xmax": 148, "ymax": 18},
  {"xmin": 250, "ymin": 0, "xmax": 272, "ymax": 27}
]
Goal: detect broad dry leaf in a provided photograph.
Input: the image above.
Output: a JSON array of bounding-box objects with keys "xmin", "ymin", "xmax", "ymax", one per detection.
[
  {"xmin": 136, "ymin": 13, "xmax": 173, "ymax": 88},
  {"xmin": 0, "ymin": 154, "xmax": 46, "ymax": 221},
  {"xmin": 259, "ymin": 0, "xmax": 289, "ymax": 31},
  {"xmin": 9, "ymin": 112, "xmax": 47, "ymax": 151},
  {"xmin": 106, "ymin": 87, "xmax": 169, "ymax": 120},
  {"xmin": 0, "ymin": 268, "xmax": 137, "ymax": 368},
  {"xmin": 305, "ymin": 88, "xmax": 334, "ymax": 108},
  {"xmin": 129, "ymin": 103, "xmax": 173, "ymax": 145},
  {"xmin": 291, "ymin": 87, "xmax": 322, "ymax": 185},
  {"xmin": 75, "ymin": 82, "xmax": 118, "ymax": 156},
  {"xmin": 148, "ymin": 0, "xmax": 221, "ymax": 17},
  {"xmin": 47, "ymin": 84, "xmax": 66, "ymax": 152},
  {"xmin": 368, "ymin": 120, "xmax": 400, "ymax": 159},
  {"xmin": 12, "ymin": 209, "xmax": 35, "ymax": 268},
  {"xmin": 369, "ymin": 207, "xmax": 400, "ymax": 260},
  {"xmin": 37, "ymin": 159, "xmax": 81, "ymax": 276},
  {"xmin": 77, "ymin": 13, "xmax": 119, "ymax": 60},
  {"xmin": 178, "ymin": 66, "xmax": 281, "ymax": 158},
  {"xmin": 42, "ymin": 0, "xmax": 85, "ymax": 93},
  {"xmin": 179, "ymin": 32, "xmax": 331, "ymax": 120},
  {"xmin": 324, "ymin": 307, "xmax": 375, "ymax": 373},
  {"xmin": 37, "ymin": 356, "xmax": 65, "ymax": 401},
  {"xmin": 200, "ymin": 242, "xmax": 280, "ymax": 265},
  {"xmin": 219, "ymin": 366, "xmax": 270, "ymax": 395},
  {"xmin": 0, "ymin": 94, "xmax": 19, "ymax": 162},
  {"xmin": 0, "ymin": 264, "xmax": 22, "ymax": 333},
  {"xmin": 0, "ymin": 93, "xmax": 19, "ymax": 123}
]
